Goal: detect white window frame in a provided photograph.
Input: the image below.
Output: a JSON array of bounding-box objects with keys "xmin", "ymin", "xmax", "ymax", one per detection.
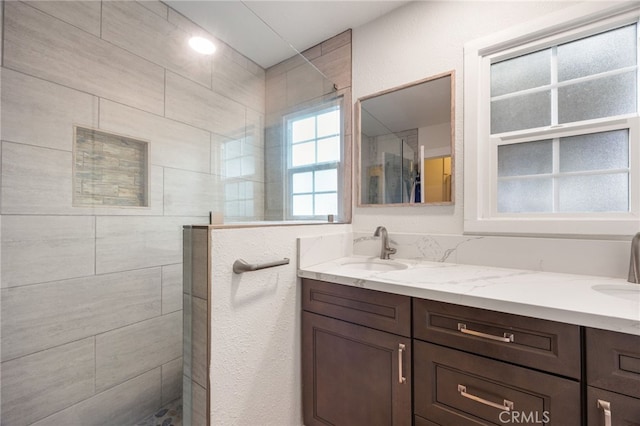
[
  {"xmin": 285, "ymin": 100, "xmax": 344, "ymax": 220},
  {"xmin": 464, "ymin": 2, "xmax": 640, "ymax": 237}
]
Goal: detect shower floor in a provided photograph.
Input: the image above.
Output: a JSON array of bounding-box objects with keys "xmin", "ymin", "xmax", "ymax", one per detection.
[{"xmin": 134, "ymin": 398, "xmax": 182, "ymax": 426}]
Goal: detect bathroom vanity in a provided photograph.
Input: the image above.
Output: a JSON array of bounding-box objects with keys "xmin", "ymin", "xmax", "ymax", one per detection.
[{"xmin": 298, "ymin": 254, "xmax": 640, "ymax": 425}]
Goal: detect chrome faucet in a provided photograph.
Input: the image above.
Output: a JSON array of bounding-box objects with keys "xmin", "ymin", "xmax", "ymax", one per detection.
[
  {"xmin": 628, "ymin": 232, "xmax": 640, "ymax": 283},
  {"xmin": 374, "ymin": 226, "xmax": 396, "ymax": 260}
]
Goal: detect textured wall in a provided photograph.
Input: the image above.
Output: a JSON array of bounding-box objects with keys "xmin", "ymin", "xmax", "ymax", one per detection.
[
  {"xmin": 208, "ymin": 224, "xmax": 351, "ymax": 426},
  {"xmin": 0, "ymin": 1, "xmax": 265, "ymax": 424}
]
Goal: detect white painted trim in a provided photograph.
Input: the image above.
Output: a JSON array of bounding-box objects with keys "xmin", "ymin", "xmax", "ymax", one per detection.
[{"xmin": 464, "ymin": 2, "xmax": 640, "ymax": 237}]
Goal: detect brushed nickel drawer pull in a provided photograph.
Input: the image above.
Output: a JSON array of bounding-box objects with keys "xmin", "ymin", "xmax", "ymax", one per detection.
[
  {"xmin": 398, "ymin": 343, "xmax": 406, "ymax": 384},
  {"xmin": 458, "ymin": 385, "xmax": 514, "ymax": 411},
  {"xmin": 458, "ymin": 323, "xmax": 514, "ymax": 343},
  {"xmin": 597, "ymin": 399, "xmax": 611, "ymax": 426}
]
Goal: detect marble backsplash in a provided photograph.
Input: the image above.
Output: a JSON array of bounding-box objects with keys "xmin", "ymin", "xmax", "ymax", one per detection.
[{"xmin": 298, "ymin": 229, "xmax": 631, "ymax": 279}]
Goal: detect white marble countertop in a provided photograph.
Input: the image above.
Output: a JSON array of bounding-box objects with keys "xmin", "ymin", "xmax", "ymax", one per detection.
[{"xmin": 298, "ymin": 255, "xmax": 640, "ymax": 336}]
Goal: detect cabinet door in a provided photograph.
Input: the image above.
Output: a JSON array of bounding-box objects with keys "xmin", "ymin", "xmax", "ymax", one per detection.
[
  {"xmin": 587, "ymin": 386, "xmax": 640, "ymax": 426},
  {"xmin": 302, "ymin": 311, "xmax": 411, "ymax": 426}
]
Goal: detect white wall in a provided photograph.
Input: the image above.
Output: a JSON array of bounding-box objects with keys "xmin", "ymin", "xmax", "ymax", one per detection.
[
  {"xmin": 350, "ymin": 1, "xmax": 634, "ymax": 279},
  {"xmin": 208, "ymin": 224, "xmax": 350, "ymax": 426},
  {"xmin": 419, "ymin": 122, "xmax": 451, "ymax": 158}
]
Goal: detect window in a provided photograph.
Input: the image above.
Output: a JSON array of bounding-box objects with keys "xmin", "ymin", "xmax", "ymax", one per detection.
[
  {"xmin": 286, "ymin": 102, "xmax": 342, "ymax": 219},
  {"xmin": 223, "ymin": 137, "xmax": 256, "ymax": 220},
  {"xmin": 464, "ymin": 3, "xmax": 640, "ymax": 236}
]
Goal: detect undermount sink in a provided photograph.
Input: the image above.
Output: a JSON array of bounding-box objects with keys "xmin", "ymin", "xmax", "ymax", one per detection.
[
  {"xmin": 338, "ymin": 259, "xmax": 408, "ymax": 272},
  {"xmin": 592, "ymin": 284, "xmax": 640, "ymax": 302}
]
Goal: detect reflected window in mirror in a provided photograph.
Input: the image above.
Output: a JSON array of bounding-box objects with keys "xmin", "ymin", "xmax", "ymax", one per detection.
[
  {"xmin": 356, "ymin": 71, "xmax": 455, "ymax": 206},
  {"xmin": 286, "ymin": 100, "xmax": 343, "ymax": 219}
]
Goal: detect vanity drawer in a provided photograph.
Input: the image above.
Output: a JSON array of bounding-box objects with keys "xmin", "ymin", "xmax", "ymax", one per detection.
[
  {"xmin": 586, "ymin": 328, "xmax": 640, "ymax": 398},
  {"xmin": 414, "ymin": 341, "xmax": 580, "ymax": 425},
  {"xmin": 413, "ymin": 298, "xmax": 581, "ymax": 378},
  {"xmin": 301, "ymin": 279, "xmax": 411, "ymax": 337},
  {"xmin": 586, "ymin": 386, "xmax": 640, "ymax": 426}
]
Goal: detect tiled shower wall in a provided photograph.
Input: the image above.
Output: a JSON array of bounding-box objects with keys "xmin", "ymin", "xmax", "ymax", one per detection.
[{"xmin": 0, "ymin": 1, "xmax": 265, "ymax": 424}]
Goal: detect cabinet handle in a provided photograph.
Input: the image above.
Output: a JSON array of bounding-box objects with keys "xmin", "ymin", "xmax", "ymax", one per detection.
[
  {"xmin": 597, "ymin": 399, "xmax": 611, "ymax": 426},
  {"xmin": 458, "ymin": 323, "xmax": 514, "ymax": 343},
  {"xmin": 398, "ymin": 343, "xmax": 406, "ymax": 384},
  {"xmin": 457, "ymin": 384, "xmax": 514, "ymax": 412}
]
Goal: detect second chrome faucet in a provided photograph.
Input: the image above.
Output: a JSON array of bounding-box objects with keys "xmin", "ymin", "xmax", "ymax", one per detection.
[{"xmin": 374, "ymin": 226, "xmax": 397, "ymax": 260}]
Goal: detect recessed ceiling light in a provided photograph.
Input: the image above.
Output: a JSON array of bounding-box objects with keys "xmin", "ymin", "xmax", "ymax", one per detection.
[{"xmin": 189, "ymin": 36, "xmax": 216, "ymax": 55}]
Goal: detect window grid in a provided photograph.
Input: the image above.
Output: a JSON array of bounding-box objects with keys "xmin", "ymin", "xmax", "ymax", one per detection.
[
  {"xmin": 490, "ymin": 22, "xmax": 637, "ymax": 216},
  {"xmin": 286, "ymin": 103, "xmax": 342, "ymax": 219},
  {"xmin": 464, "ymin": 4, "xmax": 640, "ymax": 236}
]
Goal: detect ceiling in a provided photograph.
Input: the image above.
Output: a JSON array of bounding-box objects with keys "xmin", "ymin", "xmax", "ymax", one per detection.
[
  {"xmin": 165, "ymin": 0, "xmax": 410, "ymax": 68},
  {"xmin": 361, "ymin": 75, "xmax": 452, "ymax": 137}
]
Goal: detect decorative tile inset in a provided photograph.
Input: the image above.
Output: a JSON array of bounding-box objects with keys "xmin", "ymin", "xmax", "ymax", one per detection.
[{"xmin": 73, "ymin": 127, "xmax": 149, "ymax": 207}]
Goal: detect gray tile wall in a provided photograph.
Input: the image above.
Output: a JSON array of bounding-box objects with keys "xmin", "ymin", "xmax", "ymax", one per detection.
[
  {"xmin": 264, "ymin": 30, "xmax": 353, "ymax": 220},
  {"xmin": 0, "ymin": 1, "xmax": 266, "ymax": 424}
]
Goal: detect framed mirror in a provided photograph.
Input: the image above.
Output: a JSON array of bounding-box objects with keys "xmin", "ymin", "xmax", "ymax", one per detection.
[{"xmin": 356, "ymin": 71, "xmax": 455, "ymax": 206}]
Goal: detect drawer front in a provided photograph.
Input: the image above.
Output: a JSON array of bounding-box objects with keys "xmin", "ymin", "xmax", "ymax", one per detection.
[
  {"xmin": 414, "ymin": 340, "xmax": 581, "ymax": 425},
  {"xmin": 587, "ymin": 386, "xmax": 640, "ymax": 426},
  {"xmin": 413, "ymin": 298, "xmax": 581, "ymax": 378},
  {"xmin": 302, "ymin": 279, "xmax": 411, "ymax": 337},
  {"xmin": 586, "ymin": 328, "xmax": 640, "ymax": 398}
]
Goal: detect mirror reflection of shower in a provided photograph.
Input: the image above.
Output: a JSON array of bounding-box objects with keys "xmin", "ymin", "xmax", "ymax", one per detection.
[{"xmin": 358, "ymin": 71, "xmax": 455, "ymax": 206}]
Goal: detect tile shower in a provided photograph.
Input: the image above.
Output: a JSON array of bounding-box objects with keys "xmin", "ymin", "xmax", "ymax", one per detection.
[
  {"xmin": 0, "ymin": 1, "xmax": 348, "ymax": 424},
  {"xmin": 0, "ymin": 1, "xmax": 242, "ymax": 425}
]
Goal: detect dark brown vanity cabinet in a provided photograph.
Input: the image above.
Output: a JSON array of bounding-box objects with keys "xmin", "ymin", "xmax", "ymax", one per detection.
[
  {"xmin": 412, "ymin": 299, "xmax": 582, "ymax": 425},
  {"xmin": 301, "ymin": 278, "xmax": 638, "ymax": 426},
  {"xmin": 301, "ymin": 278, "xmax": 412, "ymax": 426},
  {"xmin": 586, "ymin": 328, "xmax": 640, "ymax": 425}
]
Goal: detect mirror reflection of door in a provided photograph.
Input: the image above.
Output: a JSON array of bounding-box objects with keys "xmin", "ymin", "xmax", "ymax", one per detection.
[
  {"xmin": 424, "ymin": 156, "xmax": 451, "ymax": 203},
  {"xmin": 358, "ymin": 71, "xmax": 454, "ymax": 206}
]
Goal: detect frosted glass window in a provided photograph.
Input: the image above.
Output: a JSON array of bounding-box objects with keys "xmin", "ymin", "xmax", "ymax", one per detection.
[
  {"xmin": 293, "ymin": 172, "xmax": 313, "ymax": 193},
  {"xmin": 491, "ymin": 91, "xmax": 551, "ymax": 133},
  {"xmin": 491, "ymin": 49, "xmax": 551, "ymax": 96},
  {"xmin": 315, "ymin": 169, "xmax": 337, "ymax": 192},
  {"xmin": 498, "ymin": 140, "xmax": 553, "ymax": 177},
  {"xmin": 292, "ymin": 117, "xmax": 315, "ymax": 142},
  {"xmin": 292, "ymin": 194, "xmax": 313, "ymax": 216},
  {"xmin": 317, "ymin": 109, "xmax": 340, "ymax": 137},
  {"xmin": 291, "ymin": 142, "xmax": 315, "ymax": 167},
  {"xmin": 315, "ymin": 193, "xmax": 337, "ymax": 215},
  {"xmin": 558, "ymin": 72, "xmax": 637, "ymax": 124},
  {"xmin": 317, "ymin": 136, "xmax": 340, "ymax": 163},
  {"xmin": 558, "ymin": 173, "xmax": 629, "ymax": 212},
  {"xmin": 559, "ymin": 130, "xmax": 629, "ymax": 173},
  {"xmin": 498, "ymin": 178, "xmax": 553, "ymax": 213},
  {"xmin": 558, "ymin": 25, "xmax": 637, "ymax": 82}
]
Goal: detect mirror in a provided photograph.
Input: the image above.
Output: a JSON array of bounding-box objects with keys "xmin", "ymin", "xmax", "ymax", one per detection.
[{"xmin": 356, "ymin": 71, "xmax": 454, "ymax": 205}]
